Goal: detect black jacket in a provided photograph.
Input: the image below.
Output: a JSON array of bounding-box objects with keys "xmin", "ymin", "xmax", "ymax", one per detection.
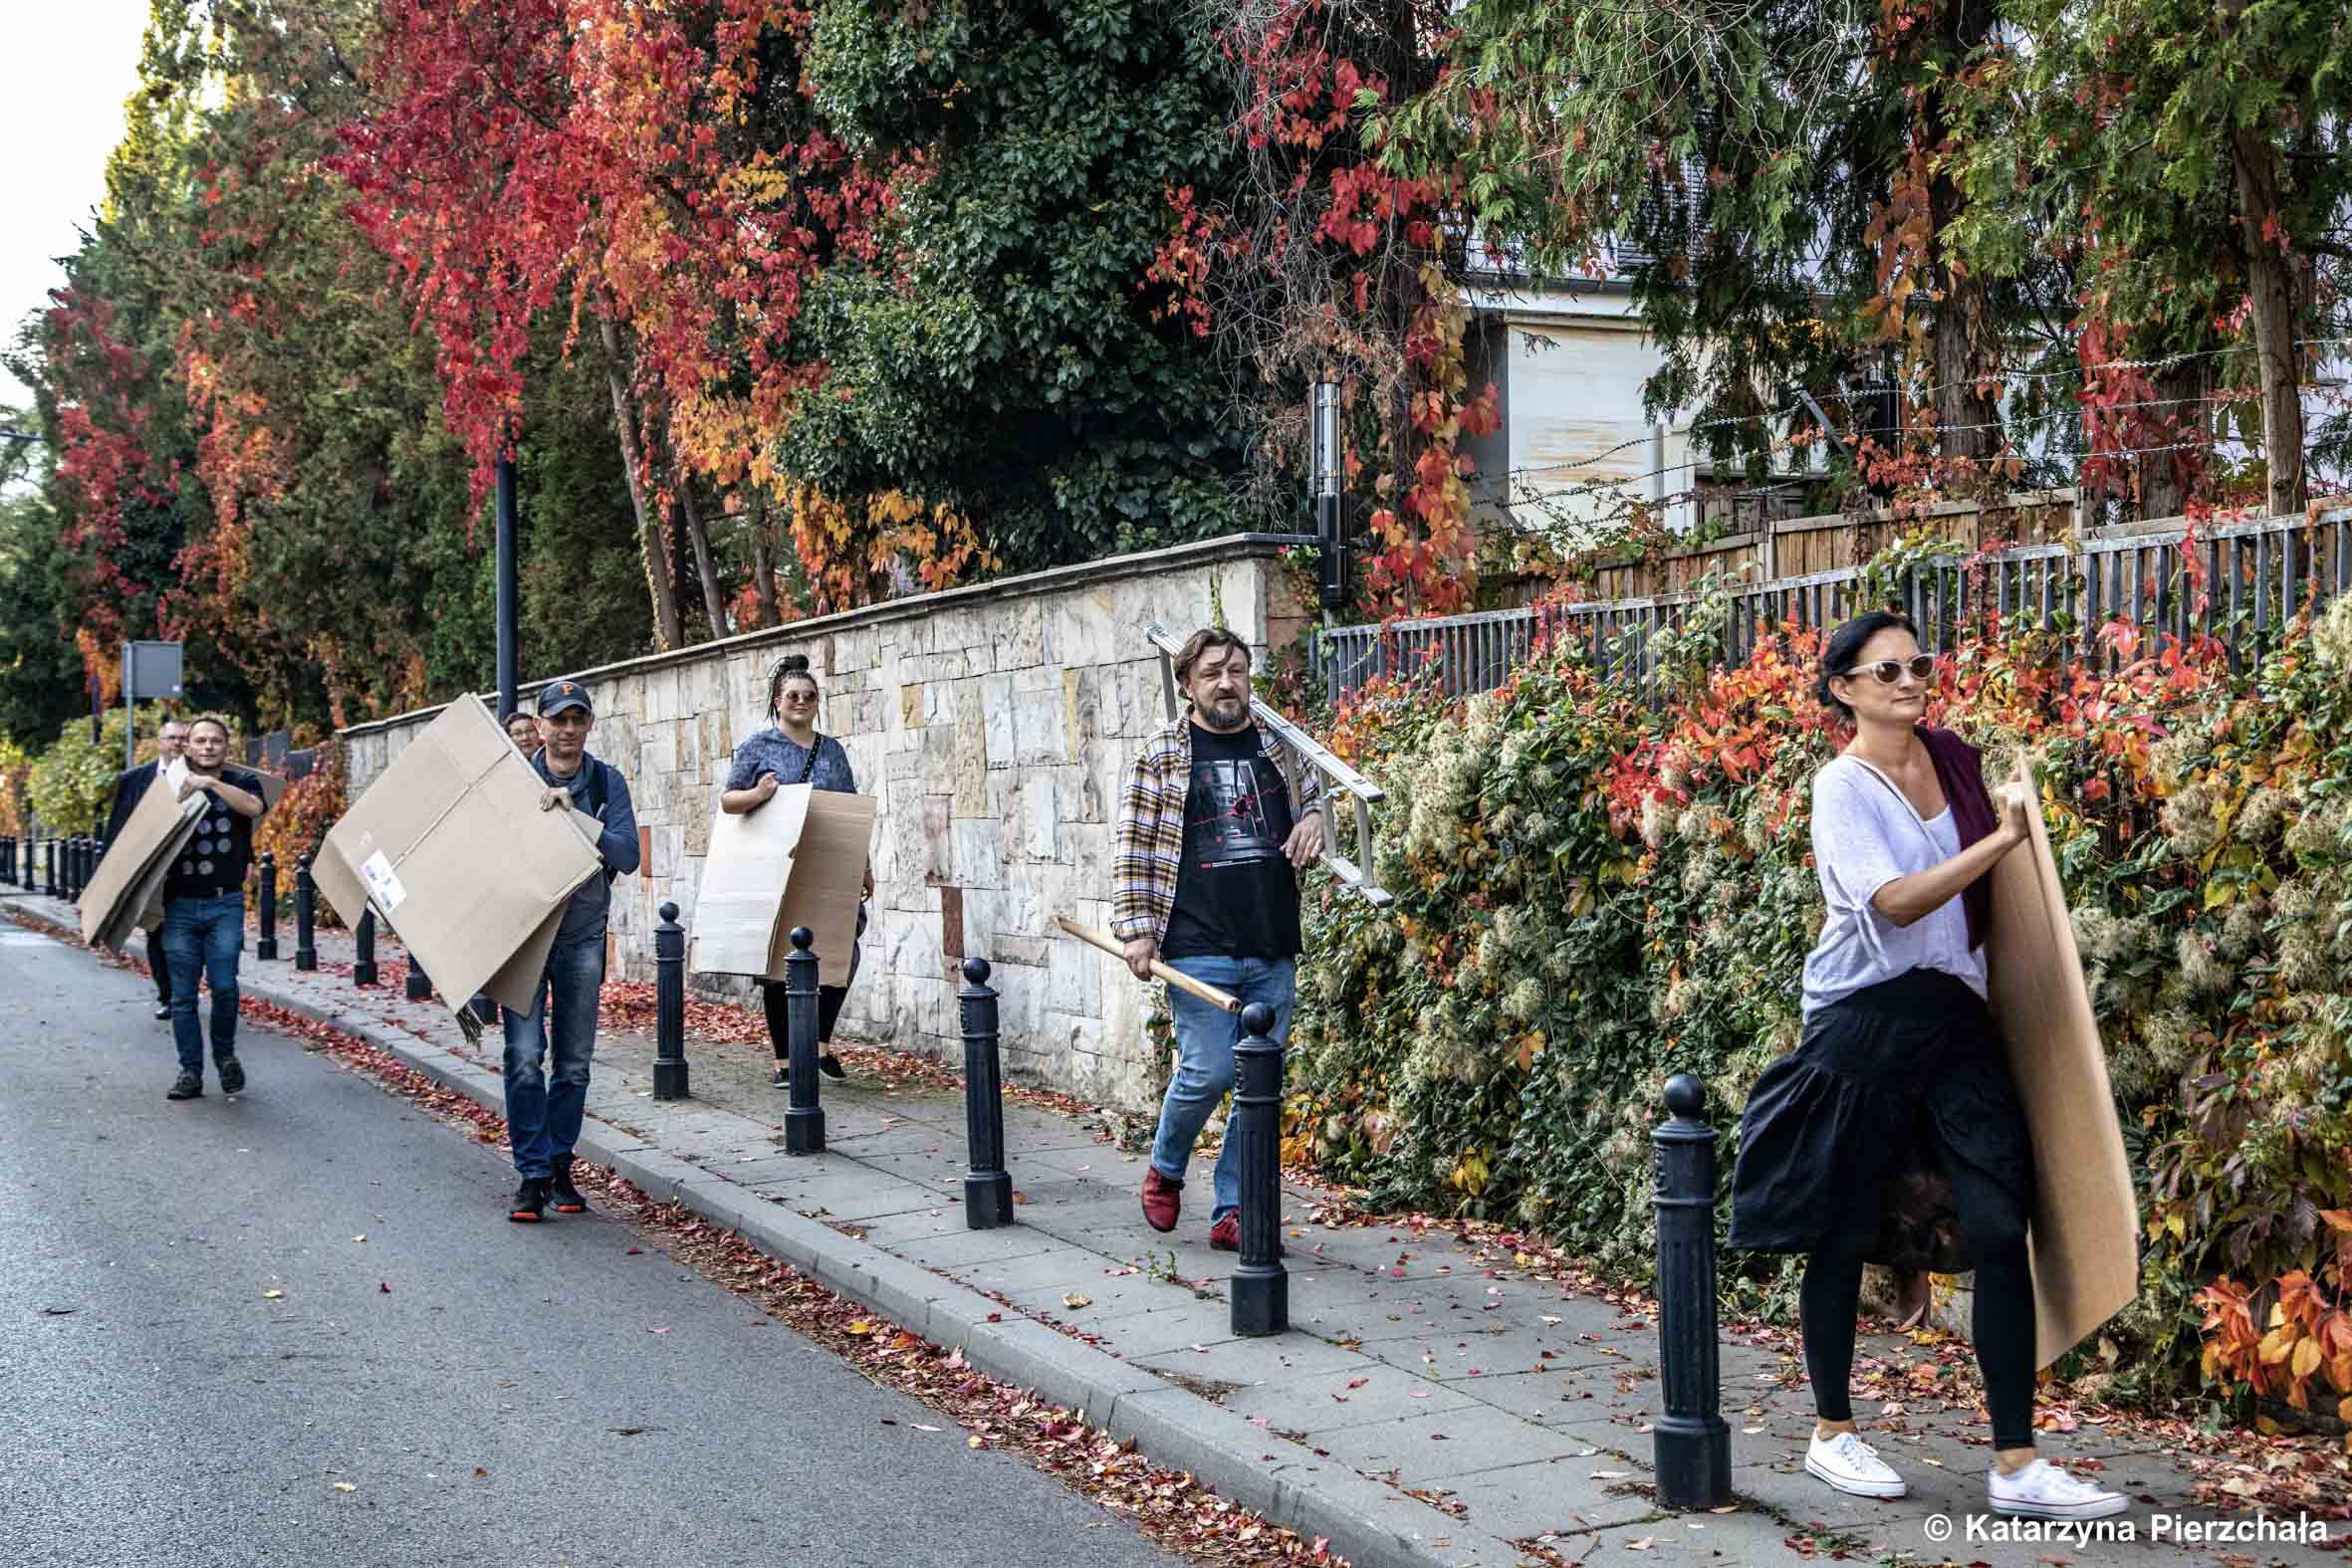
[{"xmin": 102, "ymin": 762, "xmax": 160, "ymax": 849}]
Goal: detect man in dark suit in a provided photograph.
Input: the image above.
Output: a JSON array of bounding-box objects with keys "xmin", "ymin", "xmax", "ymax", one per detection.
[{"xmin": 102, "ymin": 718, "xmax": 190, "ymax": 1020}]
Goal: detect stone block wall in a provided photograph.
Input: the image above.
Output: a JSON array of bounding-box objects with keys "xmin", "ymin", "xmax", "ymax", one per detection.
[{"xmin": 342, "ymin": 534, "xmax": 1313, "ymax": 1109}]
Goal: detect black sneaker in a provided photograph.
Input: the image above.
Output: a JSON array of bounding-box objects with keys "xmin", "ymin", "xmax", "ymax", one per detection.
[
  {"xmin": 166, "ymin": 1073, "xmax": 203, "ymax": 1101},
  {"xmin": 819, "ymin": 1052, "xmax": 846, "ymax": 1082},
  {"xmin": 771, "ymin": 1062, "xmax": 790, "ymax": 1088},
  {"xmin": 152, "ymin": 1003, "xmax": 170, "ymax": 1020},
  {"xmin": 216, "ymin": 1054, "xmax": 246, "ymax": 1096},
  {"xmin": 508, "ymin": 1178, "xmax": 550, "ymax": 1223},
  {"xmin": 549, "ymin": 1161, "xmax": 587, "ymax": 1215}
]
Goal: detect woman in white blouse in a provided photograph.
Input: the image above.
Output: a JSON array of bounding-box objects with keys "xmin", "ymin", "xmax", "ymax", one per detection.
[{"xmin": 1729, "ymin": 610, "xmax": 2123, "ymax": 1522}]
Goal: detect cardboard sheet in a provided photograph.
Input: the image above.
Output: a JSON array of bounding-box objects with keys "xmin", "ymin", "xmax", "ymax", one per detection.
[
  {"xmin": 691, "ymin": 785, "xmax": 874, "ymax": 989},
  {"xmin": 80, "ymin": 774, "xmax": 207, "ymax": 951},
  {"xmin": 1983, "ymin": 761, "xmax": 2141, "ymax": 1369},
  {"xmin": 314, "ymin": 694, "xmax": 604, "ymax": 1020}
]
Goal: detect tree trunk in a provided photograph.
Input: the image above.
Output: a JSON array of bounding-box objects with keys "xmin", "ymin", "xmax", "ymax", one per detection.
[
  {"xmin": 2228, "ymin": 124, "xmax": 2307, "ymax": 518},
  {"xmin": 597, "ymin": 313, "xmax": 682, "ymax": 651},
  {"xmin": 1924, "ymin": 0, "xmax": 2002, "ymax": 474},
  {"xmin": 677, "ymin": 475, "xmax": 729, "ymax": 637},
  {"xmin": 748, "ymin": 492, "xmax": 783, "ymax": 628},
  {"xmin": 2141, "ymin": 359, "xmax": 2209, "ymax": 524}
]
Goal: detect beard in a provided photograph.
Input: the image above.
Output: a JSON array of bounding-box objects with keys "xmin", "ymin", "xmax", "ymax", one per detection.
[{"xmin": 1201, "ymin": 693, "xmax": 1247, "ymax": 725}]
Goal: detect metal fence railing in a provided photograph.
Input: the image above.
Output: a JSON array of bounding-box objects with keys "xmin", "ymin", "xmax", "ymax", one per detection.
[{"xmin": 1313, "ymin": 507, "xmax": 2352, "ymax": 707}]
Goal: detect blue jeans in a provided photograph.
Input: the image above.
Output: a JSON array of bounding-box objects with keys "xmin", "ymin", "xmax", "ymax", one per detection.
[
  {"xmin": 501, "ymin": 935, "xmax": 605, "ymax": 1179},
  {"xmin": 1150, "ymin": 955, "xmax": 1295, "ymax": 1223},
  {"xmin": 162, "ymin": 893, "xmax": 244, "ymax": 1075}
]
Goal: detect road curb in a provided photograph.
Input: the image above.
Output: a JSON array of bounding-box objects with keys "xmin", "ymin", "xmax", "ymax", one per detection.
[
  {"xmin": 2, "ymin": 899, "xmax": 1491, "ymax": 1567},
  {"xmin": 255, "ymin": 981, "xmax": 1495, "ymax": 1567}
]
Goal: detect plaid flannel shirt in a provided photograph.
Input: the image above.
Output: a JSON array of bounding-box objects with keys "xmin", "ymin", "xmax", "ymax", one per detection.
[{"xmin": 1110, "ymin": 716, "xmax": 1322, "ymax": 946}]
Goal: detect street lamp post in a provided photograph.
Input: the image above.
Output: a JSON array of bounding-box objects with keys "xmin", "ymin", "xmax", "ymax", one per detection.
[
  {"xmin": 1309, "ymin": 378, "xmax": 1347, "ymax": 609},
  {"xmin": 495, "ymin": 434, "xmax": 520, "ymax": 721}
]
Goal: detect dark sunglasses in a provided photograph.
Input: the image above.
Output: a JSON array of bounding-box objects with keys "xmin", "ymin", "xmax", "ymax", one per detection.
[{"xmin": 1841, "ymin": 654, "xmax": 1935, "ymax": 685}]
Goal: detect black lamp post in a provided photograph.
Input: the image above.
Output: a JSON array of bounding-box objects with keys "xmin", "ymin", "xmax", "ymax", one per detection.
[
  {"xmin": 1310, "ymin": 376, "xmax": 1347, "ymax": 608},
  {"xmin": 495, "ymin": 433, "xmax": 519, "ymax": 721}
]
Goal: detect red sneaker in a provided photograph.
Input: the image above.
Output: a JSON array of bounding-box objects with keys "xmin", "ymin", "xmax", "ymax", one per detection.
[
  {"xmin": 1209, "ymin": 1213, "xmax": 1239, "ymax": 1251},
  {"xmin": 1140, "ymin": 1167, "xmax": 1182, "ymax": 1232}
]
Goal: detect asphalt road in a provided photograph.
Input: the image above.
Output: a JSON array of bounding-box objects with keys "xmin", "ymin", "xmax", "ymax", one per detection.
[{"xmin": 0, "ymin": 926, "xmax": 1182, "ymax": 1568}]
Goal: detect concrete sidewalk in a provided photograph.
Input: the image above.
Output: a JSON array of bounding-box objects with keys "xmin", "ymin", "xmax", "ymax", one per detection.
[{"xmin": 8, "ymin": 891, "xmax": 2343, "ymax": 1567}]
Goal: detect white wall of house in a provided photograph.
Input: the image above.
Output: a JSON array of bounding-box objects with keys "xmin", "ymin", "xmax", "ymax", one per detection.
[{"xmin": 1463, "ymin": 278, "xmax": 1699, "ymax": 546}]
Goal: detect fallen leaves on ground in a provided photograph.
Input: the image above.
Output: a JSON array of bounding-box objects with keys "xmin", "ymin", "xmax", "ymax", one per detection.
[
  {"xmin": 25, "ymin": 910, "xmax": 2350, "ymax": 1535},
  {"xmin": 200, "ymin": 967, "xmax": 1346, "ymax": 1567},
  {"xmin": 592, "ymin": 982, "xmax": 1100, "ymax": 1119}
]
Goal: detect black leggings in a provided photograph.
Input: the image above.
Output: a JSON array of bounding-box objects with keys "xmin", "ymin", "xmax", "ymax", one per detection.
[
  {"xmin": 758, "ymin": 940, "xmax": 858, "ymax": 1057},
  {"xmin": 1801, "ymin": 1166, "xmax": 2037, "ymax": 1452}
]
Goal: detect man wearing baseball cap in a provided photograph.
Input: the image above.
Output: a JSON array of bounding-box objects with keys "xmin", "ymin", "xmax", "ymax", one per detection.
[{"xmin": 503, "ymin": 681, "xmax": 640, "ymax": 1223}]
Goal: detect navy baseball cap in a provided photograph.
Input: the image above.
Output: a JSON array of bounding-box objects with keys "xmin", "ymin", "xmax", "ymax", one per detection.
[{"xmin": 538, "ymin": 681, "xmax": 593, "ymax": 718}]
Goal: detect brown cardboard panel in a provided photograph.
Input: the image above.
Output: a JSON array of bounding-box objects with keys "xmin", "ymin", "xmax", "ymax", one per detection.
[
  {"xmin": 773, "ymin": 790, "xmax": 877, "ymax": 988},
  {"xmin": 692, "ymin": 787, "xmax": 812, "ymax": 979},
  {"xmin": 1984, "ymin": 762, "xmax": 2141, "ymax": 1369},
  {"xmin": 690, "ymin": 785, "xmax": 874, "ymax": 989},
  {"xmin": 484, "ymin": 905, "xmax": 571, "ymax": 1013},
  {"xmin": 81, "ymin": 775, "xmax": 207, "ymax": 950},
  {"xmin": 319, "ymin": 694, "xmax": 603, "ymax": 1022},
  {"xmin": 118, "ymin": 820, "xmax": 199, "ymax": 944}
]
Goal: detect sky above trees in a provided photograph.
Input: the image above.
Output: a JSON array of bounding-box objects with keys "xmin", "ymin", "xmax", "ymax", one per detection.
[{"xmin": 0, "ymin": 1, "xmax": 150, "ymax": 406}]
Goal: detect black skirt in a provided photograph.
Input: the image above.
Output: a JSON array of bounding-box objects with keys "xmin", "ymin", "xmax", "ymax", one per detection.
[{"xmin": 1729, "ymin": 969, "xmax": 2034, "ymax": 1271}]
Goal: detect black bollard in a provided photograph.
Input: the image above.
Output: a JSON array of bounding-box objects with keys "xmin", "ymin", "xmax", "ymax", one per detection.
[
  {"xmin": 958, "ymin": 958, "xmax": 1015, "ymax": 1230},
  {"xmin": 254, "ymin": 852, "xmax": 279, "ymax": 960},
  {"xmin": 80, "ymin": 836, "xmax": 96, "ymax": 896},
  {"xmin": 652, "ymin": 901, "xmax": 688, "ymax": 1100},
  {"xmin": 1, "ymin": 834, "xmax": 12, "ymax": 886},
  {"xmin": 405, "ymin": 958, "xmax": 433, "ymax": 1003},
  {"xmin": 1652, "ymin": 1074, "xmax": 1731, "ymax": 1509},
  {"xmin": 44, "ymin": 837, "xmax": 58, "ymax": 898},
  {"xmin": 1230, "ymin": 1002, "xmax": 1289, "ymax": 1336},
  {"xmin": 353, "ymin": 908, "xmax": 379, "ymax": 987},
  {"xmin": 783, "ymin": 925, "xmax": 824, "ymax": 1154},
  {"xmin": 67, "ymin": 836, "xmax": 86, "ymax": 901},
  {"xmin": 293, "ymin": 851, "xmax": 319, "ymax": 972}
]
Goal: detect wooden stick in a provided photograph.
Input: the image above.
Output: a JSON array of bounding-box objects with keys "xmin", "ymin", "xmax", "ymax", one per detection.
[{"xmin": 1053, "ymin": 916, "xmax": 1243, "ymax": 1015}]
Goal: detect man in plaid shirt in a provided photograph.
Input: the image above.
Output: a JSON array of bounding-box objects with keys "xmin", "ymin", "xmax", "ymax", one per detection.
[{"xmin": 1112, "ymin": 627, "xmax": 1323, "ymax": 1248}]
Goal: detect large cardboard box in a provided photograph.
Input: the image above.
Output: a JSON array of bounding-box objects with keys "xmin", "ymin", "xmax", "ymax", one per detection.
[
  {"xmin": 1984, "ymin": 761, "xmax": 2141, "ymax": 1369},
  {"xmin": 79, "ymin": 765, "xmax": 207, "ymax": 951},
  {"xmin": 313, "ymin": 695, "xmax": 605, "ymax": 1021},
  {"xmin": 691, "ymin": 786, "xmax": 875, "ymax": 988}
]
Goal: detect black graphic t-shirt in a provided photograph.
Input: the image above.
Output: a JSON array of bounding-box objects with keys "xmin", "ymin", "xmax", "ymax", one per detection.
[
  {"xmin": 163, "ymin": 768, "xmax": 266, "ymax": 903},
  {"xmin": 1159, "ymin": 724, "xmax": 1301, "ymax": 962}
]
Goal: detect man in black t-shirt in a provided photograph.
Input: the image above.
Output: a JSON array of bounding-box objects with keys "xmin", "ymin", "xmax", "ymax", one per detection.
[
  {"xmin": 1110, "ymin": 628, "xmax": 1323, "ymax": 1249},
  {"xmin": 158, "ymin": 717, "xmax": 268, "ymax": 1101}
]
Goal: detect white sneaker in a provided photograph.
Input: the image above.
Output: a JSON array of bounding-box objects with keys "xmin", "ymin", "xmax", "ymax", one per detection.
[
  {"xmin": 1988, "ymin": 1457, "xmax": 2128, "ymax": 1519},
  {"xmin": 1805, "ymin": 1431, "xmax": 1908, "ymax": 1498}
]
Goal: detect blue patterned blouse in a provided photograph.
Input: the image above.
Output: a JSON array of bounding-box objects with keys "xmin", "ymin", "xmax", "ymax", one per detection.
[{"xmin": 725, "ymin": 728, "xmax": 857, "ymax": 795}]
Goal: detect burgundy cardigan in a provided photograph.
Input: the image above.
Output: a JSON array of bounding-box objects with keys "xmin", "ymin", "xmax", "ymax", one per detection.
[{"xmin": 1917, "ymin": 725, "xmax": 1997, "ymax": 949}]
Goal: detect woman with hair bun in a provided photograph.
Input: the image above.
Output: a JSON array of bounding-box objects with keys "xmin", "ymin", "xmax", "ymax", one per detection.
[
  {"xmin": 720, "ymin": 654, "xmax": 871, "ymax": 1084},
  {"xmin": 1728, "ymin": 610, "xmax": 2124, "ymax": 1522}
]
